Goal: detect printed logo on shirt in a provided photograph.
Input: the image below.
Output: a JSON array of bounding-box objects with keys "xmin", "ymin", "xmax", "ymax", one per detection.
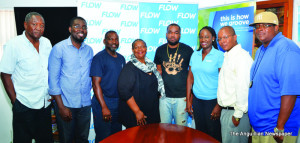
[{"xmin": 163, "ymin": 53, "xmax": 183, "ymax": 75}]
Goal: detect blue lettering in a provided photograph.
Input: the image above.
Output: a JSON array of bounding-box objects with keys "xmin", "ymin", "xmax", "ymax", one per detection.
[
  {"xmin": 102, "ymin": 29, "xmax": 121, "ymax": 34},
  {"xmin": 120, "ymin": 4, "xmax": 138, "ymax": 10},
  {"xmin": 86, "ymin": 20, "xmax": 102, "ymax": 26},
  {"xmin": 102, "ymin": 12, "xmax": 121, "ymax": 18},
  {"xmin": 120, "ymin": 21, "xmax": 138, "ymax": 27},
  {"xmin": 85, "ymin": 38, "xmax": 103, "ymax": 44},
  {"xmin": 120, "ymin": 38, "xmax": 134, "ymax": 43},
  {"xmin": 81, "ymin": 2, "xmax": 102, "ymax": 8}
]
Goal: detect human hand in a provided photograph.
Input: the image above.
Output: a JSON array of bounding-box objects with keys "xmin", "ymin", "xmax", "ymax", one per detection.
[
  {"xmin": 102, "ymin": 107, "xmax": 112, "ymax": 122},
  {"xmin": 273, "ymin": 135, "xmax": 284, "ymax": 143},
  {"xmin": 59, "ymin": 106, "xmax": 72, "ymax": 122},
  {"xmin": 185, "ymin": 100, "xmax": 193, "ymax": 116},
  {"xmin": 210, "ymin": 104, "xmax": 221, "ymax": 120},
  {"xmin": 135, "ymin": 110, "xmax": 147, "ymax": 126},
  {"xmin": 48, "ymin": 96, "xmax": 54, "ymax": 102},
  {"xmin": 231, "ymin": 116, "xmax": 240, "ymax": 127}
]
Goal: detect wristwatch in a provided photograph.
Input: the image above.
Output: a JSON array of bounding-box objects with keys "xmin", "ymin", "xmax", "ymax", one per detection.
[
  {"xmin": 274, "ymin": 127, "xmax": 284, "ymax": 133},
  {"xmin": 233, "ymin": 117, "xmax": 240, "ymax": 122}
]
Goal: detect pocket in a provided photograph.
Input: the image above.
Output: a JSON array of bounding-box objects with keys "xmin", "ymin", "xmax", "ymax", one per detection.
[
  {"xmin": 12, "ymin": 99, "xmax": 19, "ymax": 111},
  {"xmin": 12, "ymin": 99, "xmax": 30, "ymax": 113}
]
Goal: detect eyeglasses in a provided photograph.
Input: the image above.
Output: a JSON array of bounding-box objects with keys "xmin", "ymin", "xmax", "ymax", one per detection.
[
  {"xmin": 217, "ymin": 35, "xmax": 233, "ymax": 42},
  {"xmin": 73, "ymin": 25, "xmax": 88, "ymax": 30},
  {"xmin": 254, "ymin": 24, "xmax": 274, "ymax": 29}
]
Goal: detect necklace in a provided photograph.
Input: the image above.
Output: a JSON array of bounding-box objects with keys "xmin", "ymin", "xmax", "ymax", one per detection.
[
  {"xmin": 250, "ymin": 47, "xmax": 266, "ymax": 88},
  {"xmin": 167, "ymin": 44, "xmax": 179, "ymax": 60}
]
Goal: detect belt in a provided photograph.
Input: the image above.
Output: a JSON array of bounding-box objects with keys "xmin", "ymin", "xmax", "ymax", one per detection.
[{"xmin": 221, "ymin": 106, "xmax": 234, "ymax": 110}]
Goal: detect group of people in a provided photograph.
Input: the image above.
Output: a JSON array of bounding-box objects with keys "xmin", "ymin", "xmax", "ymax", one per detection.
[
  {"xmin": 0, "ymin": 11, "xmax": 299, "ymax": 143},
  {"xmin": 185, "ymin": 11, "xmax": 300, "ymax": 143}
]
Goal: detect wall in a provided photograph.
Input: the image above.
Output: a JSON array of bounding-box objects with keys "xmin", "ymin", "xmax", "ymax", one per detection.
[
  {"xmin": 2, "ymin": 0, "xmax": 298, "ymax": 143},
  {"xmin": 0, "ymin": 0, "xmax": 264, "ymax": 9}
]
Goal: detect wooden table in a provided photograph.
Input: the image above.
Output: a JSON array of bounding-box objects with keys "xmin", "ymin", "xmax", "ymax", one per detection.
[{"xmin": 101, "ymin": 123, "xmax": 220, "ymax": 143}]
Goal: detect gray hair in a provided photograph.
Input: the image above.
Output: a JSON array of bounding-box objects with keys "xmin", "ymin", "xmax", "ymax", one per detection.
[
  {"xmin": 132, "ymin": 39, "xmax": 147, "ymax": 49},
  {"xmin": 25, "ymin": 12, "xmax": 44, "ymax": 23}
]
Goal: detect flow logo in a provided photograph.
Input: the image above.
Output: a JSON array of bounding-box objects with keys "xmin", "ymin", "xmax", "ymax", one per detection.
[
  {"xmin": 81, "ymin": 1, "xmax": 102, "ymax": 8},
  {"xmin": 102, "ymin": 11, "xmax": 121, "ymax": 18},
  {"xmin": 120, "ymin": 4, "xmax": 138, "ymax": 10}
]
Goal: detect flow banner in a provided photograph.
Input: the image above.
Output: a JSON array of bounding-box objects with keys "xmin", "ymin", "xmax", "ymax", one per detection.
[
  {"xmin": 78, "ymin": 0, "xmax": 139, "ymax": 61},
  {"xmin": 139, "ymin": 3, "xmax": 198, "ymax": 60}
]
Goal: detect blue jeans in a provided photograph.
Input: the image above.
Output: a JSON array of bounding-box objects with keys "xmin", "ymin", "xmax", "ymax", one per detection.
[
  {"xmin": 54, "ymin": 102, "xmax": 91, "ymax": 143},
  {"xmin": 92, "ymin": 96, "xmax": 122, "ymax": 142},
  {"xmin": 159, "ymin": 97, "xmax": 188, "ymax": 126},
  {"xmin": 220, "ymin": 109, "xmax": 251, "ymax": 143}
]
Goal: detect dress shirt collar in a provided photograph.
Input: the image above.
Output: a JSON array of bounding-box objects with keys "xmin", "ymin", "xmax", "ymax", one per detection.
[
  {"xmin": 67, "ymin": 36, "xmax": 87, "ymax": 49},
  {"xmin": 21, "ymin": 31, "xmax": 39, "ymax": 49},
  {"xmin": 199, "ymin": 47, "xmax": 218, "ymax": 56},
  {"xmin": 224, "ymin": 44, "xmax": 241, "ymax": 58}
]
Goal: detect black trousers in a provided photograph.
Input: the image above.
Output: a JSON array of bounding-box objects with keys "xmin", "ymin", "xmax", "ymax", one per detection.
[
  {"xmin": 13, "ymin": 99, "xmax": 53, "ymax": 143},
  {"xmin": 192, "ymin": 97, "xmax": 222, "ymax": 142}
]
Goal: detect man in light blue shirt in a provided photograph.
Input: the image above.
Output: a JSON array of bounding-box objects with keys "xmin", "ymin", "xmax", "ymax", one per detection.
[
  {"xmin": 48, "ymin": 17, "xmax": 93, "ymax": 143},
  {"xmin": 0, "ymin": 12, "xmax": 53, "ymax": 143}
]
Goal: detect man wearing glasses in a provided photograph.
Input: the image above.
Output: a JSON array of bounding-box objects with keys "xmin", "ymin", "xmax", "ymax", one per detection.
[
  {"xmin": 48, "ymin": 17, "xmax": 93, "ymax": 143},
  {"xmin": 217, "ymin": 26, "xmax": 253, "ymax": 143},
  {"xmin": 248, "ymin": 11, "xmax": 300, "ymax": 143}
]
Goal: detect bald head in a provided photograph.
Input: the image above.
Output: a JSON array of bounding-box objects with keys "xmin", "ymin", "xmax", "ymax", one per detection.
[
  {"xmin": 217, "ymin": 26, "xmax": 238, "ymax": 51},
  {"xmin": 220, "ymin": 26, "xmax": 236, "ymax": 36}
]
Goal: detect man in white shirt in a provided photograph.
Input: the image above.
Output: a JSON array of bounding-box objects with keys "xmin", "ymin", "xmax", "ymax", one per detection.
[
  {"xmin": 0, "ymin": 12, "xmax": 52, "ymax": 142},
  {"xmin": 217, "ymin": 26, "xmax": 253, "ymax": 143}
]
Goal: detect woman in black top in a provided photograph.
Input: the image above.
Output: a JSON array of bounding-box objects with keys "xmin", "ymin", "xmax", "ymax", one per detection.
[{"xmin": 118, "ymin": 39, "xmax": 165, "ymax": 128}]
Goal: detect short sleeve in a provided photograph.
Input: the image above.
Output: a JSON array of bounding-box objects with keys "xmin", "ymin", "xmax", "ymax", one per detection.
[
  {"xmin": 189, "ymin": 52, "xmax": 195, "ymax": 66},
  {"xmin": 217, "ymin": 52, "xmax": 224, "ymax": 68},
  {"xmin": 118, "ymin": 63, "xmax": 136, "ymax": 101},
  {"xmin": 154, "ymin": 48, "xmax": 161, "ymax": 65},
  {"xmin": 278, "ymin": 51, "xmax": 300, "ymax": 95},
  {"xmin": 90, "ymin": 55, "xmax": 103, "ymax": 77},
  {"xmin": 0, "ymin": 42, "xmax": 17, "ymax": 74}
]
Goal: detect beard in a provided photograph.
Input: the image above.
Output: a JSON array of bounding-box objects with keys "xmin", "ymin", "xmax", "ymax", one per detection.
[
  {"xmin": 107, "ymin": 45, "xmax": 118, "ymax": 52},
  {"xmin": 71, "ymin": 33, "xmax": 86, "ymax": 43},
  {"xmin": 167, "ymin": 39, "xmax": 179, "ymax": 46}
]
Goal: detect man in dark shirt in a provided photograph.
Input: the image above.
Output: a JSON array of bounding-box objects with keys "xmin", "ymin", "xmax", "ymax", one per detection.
[
  {"xmin": 154, "ymin": 23, "xmax": 193, "ymax": 126},
  {"xmin": 90, "ymin": 30, "xmax": 125, "ymax": 142}
]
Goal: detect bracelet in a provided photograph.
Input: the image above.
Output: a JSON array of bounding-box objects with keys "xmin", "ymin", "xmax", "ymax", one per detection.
[
  {"xmin": 233, "ymin": 117, "xmax": 240, "ymax": 121},
  {"xmin": 274, "ymin": 127, "xmax": 284, "ymax": 133}
]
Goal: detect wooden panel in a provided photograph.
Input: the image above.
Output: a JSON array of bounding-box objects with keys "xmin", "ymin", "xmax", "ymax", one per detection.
[
  {"xmin": 101, "ymin": 123, "xmax": 220, "ymax": 143},
  {"xmin": 256, "ymin": 0, "xmax": 293, "ymax": 39}
]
